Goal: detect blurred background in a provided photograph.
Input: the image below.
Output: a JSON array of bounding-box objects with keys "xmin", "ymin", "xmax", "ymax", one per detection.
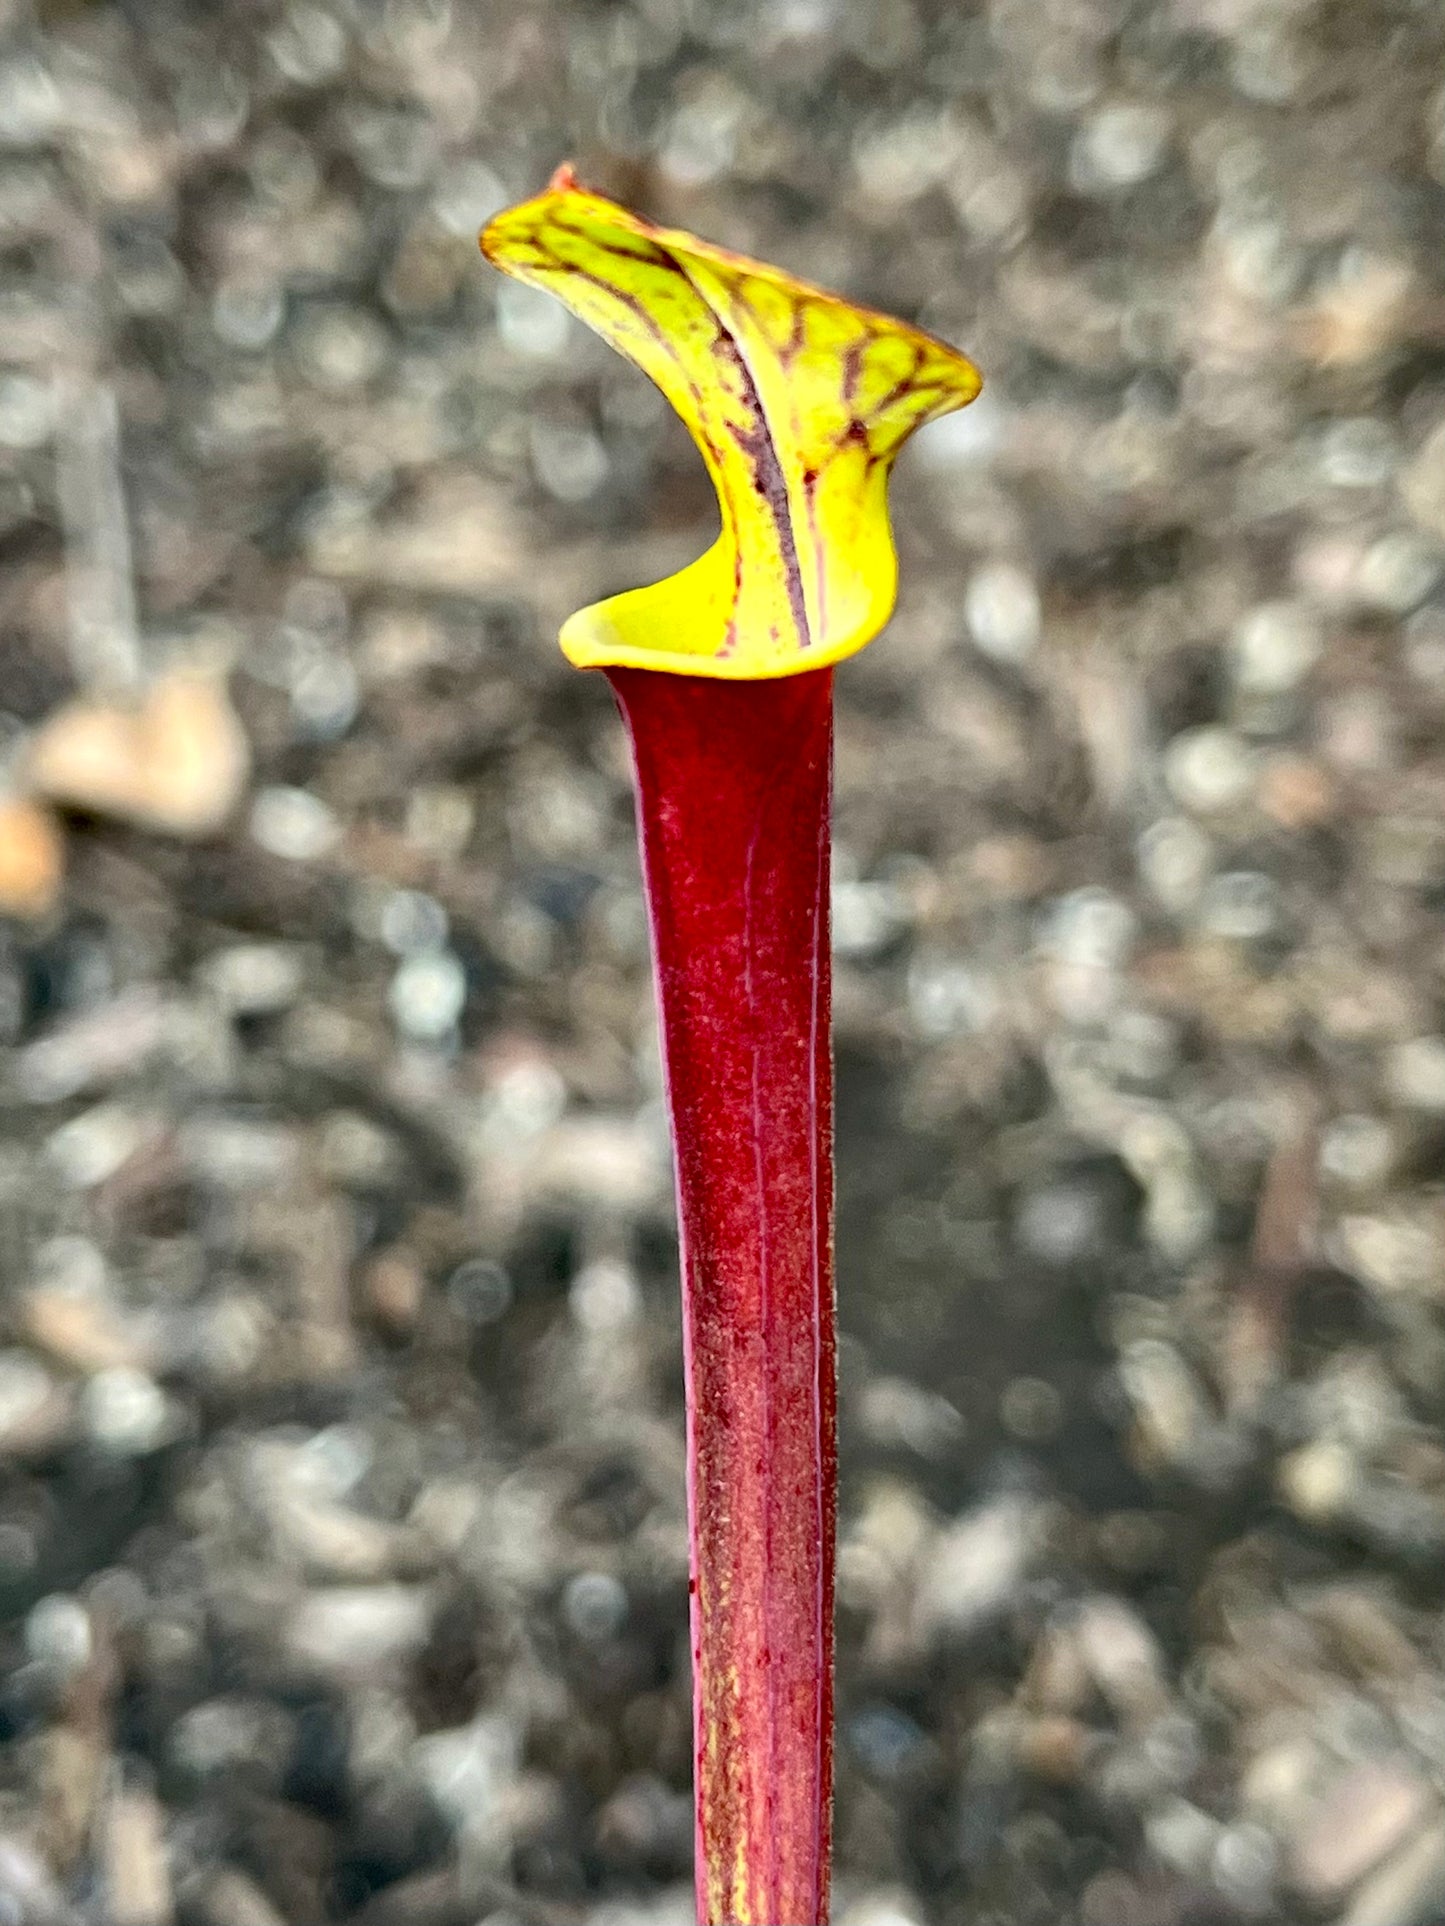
[{"xmin": 2, "ymin": 0, "xmax": 1445, "ymax": 1921}]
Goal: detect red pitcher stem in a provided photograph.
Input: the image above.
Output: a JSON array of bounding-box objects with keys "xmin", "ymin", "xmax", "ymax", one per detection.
[{"xmin": 608, "ymin": 666, "xmax": 837, "ymax": 1926}]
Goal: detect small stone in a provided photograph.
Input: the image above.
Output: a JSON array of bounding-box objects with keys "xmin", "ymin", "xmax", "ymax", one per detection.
[
  {"xmin": 292, "ymin": 306, "xmax": 389, "ymax": 392},
  {"xmin": 173, "ymin": 66, "xmax": 250, "ymax": 149},
  {"xmin": 1342, "ymin": 1823, "xmax": 1445, "ymax": 1926},
  {"xmin": 569, "ymin": 1259, "xmax": 639, "ymax": 1334},
  {"xmin": 659, "ymin": 81, "xmax": 748, "ymax": 189},
  {"xmin": 404, "ymin": 785, "xmax": 474, "ymax": 859},
  {"xmin": 1118, "ymin": 1339, "xmax": 1213, "ymax": 1469},
  {"xmin": 1320, "ymin": 689, "xmax": 1396, "ymax": 772},
  {"xmin": 343, "ymin": 102, "xmax": 437, "ymax": 190},
  {"xmin": 1070, "ymin": 102, "xmax": 1171, "ymax": 192},
  {"xmin": 1106, "ymin": 1008, "xmax": 1179, "ymax": 1083},
  {"xmin": 1080, "ymin": 1872, "xmax": 1150, "ymax": 1926},
  {"xmin": 186, "ymin": 1117, "xmax": 296, "ymax": 1190},
  {"xmin": 1137, "ymin": 816, "xmax": 1214, "ymax": 911},
  {"xmin": 595, "ymin": 1773, "xmax": 691, "ymax": 1864},
  {"xmin": 0, "ymin": 1352, "xmax": 64, "ymax": 1453},
  {"xmin": 837, "ymin": 1893, "xmax": 928, "ymax": 1926},
  {"xmin": 1291, "ymin": 1761, "xmax": 1438, "ymax": 1902},
  {"xmin": 212, "ymin": 278, "xmax": 285, "ymax": 351},
  {"xmin": 858, "ymin": 1377, "xmax": 963, "ymax": 1457},
  {"xmin": 1278, "ymin": 1440, "xmax": 1358, "ymax": 1523},
  {"xmin": 375, "ymin": 889, "xmax": 449, "ymax": 956},
  {"xmin": 389, "ymin": 948, "xmax": 467, "ymax": 1041},
  {"xmin": 905, "ymin": 954, "xmax": 996, "ymax": 1039},
  {"xmin": 914, "ymin": 1495, "xmax": 1043, "ymax": 1641},
  {"xmin": 832, "ymin": 878, "xmax": 909, "ymax": 957},
  {"xmin": 562, "ymin": 1571, "xmax": 628, "ymax": 1641},
  {"xmin": 1387, "ymin": 1038, "xmax": 1445, "ymax": 1112},
  {"xmin": 1016, "ymin": 1713, "xmax": 1091, "ymax": 1783},
  {"xmin": 266, "ymin": 4, "xmax": 347, "ymax": 84},
  {"xmin": 914, "ymin": 391, "xmax": 1003, "ymax": 470},
  {"xmin": 1405, "ymin": 608, "xmax": 1445, "ymax": 687},
  {"xmin": 200, "ymin": 943, "xmax": 304, "ymax": 1016},
  {"xmin": 1319, "ymin": 417, "xmax": 1398, "ymax": 489},
  {"xmin": 1320, "ymin": 1115, "xmax": 1394, "ymax": 1189},
  {"xmin": 481, "ymin": 1055, "xmax": 567, "ymax": 1139},
  {"xmin": 964, "ymin": 561, "xmax": 1041, "ymax": 663},
  {"xmin": 286, "ymin": 1585, "xmax": 433, "ymax": 1675},
  {"xmin": 32, "ymin": 1233, "xmax": 107, "ymax": 1295},
  {"xmin": 1301, "ymin": 256, "xmax": 1412, "ymax": 367},
  {"xmin": 1258, "ymin": 754, "xmax": 1336, "ymax": 829},
  {"xmin": 1400, "ymin": 419, "xmax": 1445, "ymax": 540},
  {"xmin": 17, "ymin": 988, "xmax": 168, "ymax": 1103},
  {"xmin": 192, "ymin": 1871, "xmax": 287, "ymax": 1926},
  {"xmin": 1336, "ymin": 1212, "xmax": 1443, "ymax": 1298},
  {"xmin": 1294, "ymin": 530, "xmax": 1370, "ymax": 605},
  {"xmin": 1015, "ymin": 1183, "xmax": 1104, "ymax": 1264},
  {"xmin": 1072, "ymin": 1596, "xmax": 1170, "ymax": 1723},
  {"xmin": 529, "ymin": 421, "xmax": 610, "ymax": 503},
  {"xmin": 0, "ymin": 55, "xmax": 61, "ymax": 145},
  {"xmin": 1231, "ymin": 600, "xmax": 1322, "ymax": 694},
  {"xmin": 103, "ymin": 1784, "xmax": 173, "ymax": 1926},
  {"xmin": 310, "ymin": 1427, "xmax": 374, "ymax": 1503},
  {"xmin": 413, "ymin": 1713, "xmax": 518, "ymax": 1834},
  {"xmin": 0, "ymin": 372, "xmax": 57, "ymax": 449},
  {"xmin": 81, "ymin": 1367, "xmax": 171, "ymax": 1454},
  {"xmin": 433, "ymin": 159, "xmax": 508, "ymax": 237},
  {"xmin": 448, "ymin": 1257, "xmax": 512, "ymax": 1325},
  {"xmin": 24, "ymin": 1594, "xmax": 93, "ymax": 1674},
  {"xmin": 1198, "ymin": 870, "xmax": 1281, "ymax": 941},
  {"xmin": 316, "ymin": 1110, "xmax": 400, "ymax": 1186},
  {"xmin": 249, "ymin": 786, "xmax": 339, "ymax": 860},
  {"xmin": 854, "ymin": 109, "xmax": 957, "ymax": 205},
  {"xmin": 1040, "ymin": 887, "xmax": 1135, "ymax": 970},
  {"xmin": 1355, "ymin": 532, "xmax": 1440, "ymax": 612},
  {"xmin": 170, "ymin": 1699, "xmax": 292, "ymax": 1782},
  {"xmin": 526, "ymin": 1115, "xmax": 663, "ymax": 1211},
  {"xmin": 290, "ymin": 654, "xmax": 359, "ymax": 739},
  {"xmin": 362, "ymin": 1248, "xmax": 423, "ymax": 1340},
  {"xmin": 1165, "ymin": 727, "xmax": 1255, "ymax": 813},
  {"xmin": 1000, "ymin": 1375, "xmax": 1063, "ymax": 1442},
  {"xmin": 1145, "ymin": 1797, "xmax": 1222, "ymax": 1878},
  {"xmin": 1365, "ymin": 815, "xmax": 1445, "ymax": 888},
  {"xmin": 838, "ymin": 1482, "xmax": 933, "ymax": 1613},
  {"xmin": 496, "ymin": 281, "xmax": 571, "ymax": 358},
  {"xmin": 45, "ymin": 1103, "xmax": 148, "ymax": 1190}
]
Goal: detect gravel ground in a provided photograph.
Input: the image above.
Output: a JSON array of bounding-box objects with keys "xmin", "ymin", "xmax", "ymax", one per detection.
[{"xmin": 4, "ymin": 0, "xmax": 1445, "ymax": 1921}]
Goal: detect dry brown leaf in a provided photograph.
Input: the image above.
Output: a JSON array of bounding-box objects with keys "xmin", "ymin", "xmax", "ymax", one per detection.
[
  {"xmin": 0, "ymin": 794, "xmax": 65, "ymax": 920},
  {"xmin": 26, "ymin": 670, "xmax": 249, "ymax": 838}
]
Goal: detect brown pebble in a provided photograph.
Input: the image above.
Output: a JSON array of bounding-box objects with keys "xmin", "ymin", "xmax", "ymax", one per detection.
[
  {"xmin": 1258, "ymin": 754, "xmax": 1337, "ymax": 830},
  {"xmin": 966, "ymin": 833, "xmax": 1054, "ymax": 898},
  {"xmin": 1018, "ymin": 1712, "xmax": 1092, "ymax": 1782},
  {"xmin": 1295, "ymin": 257, "xmax": 1415, "ymax": 370},
  {"xmin": 22, "ymin": 1287, "xmax": 149, "ymax": 1376},
  {"xmin": 105, "ymin": 1784, "xmax": 174, "ymax": 1926},
  {"xmin": 363, "ymin": 1250, "xmax": 426, "ymax": 1335}
]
